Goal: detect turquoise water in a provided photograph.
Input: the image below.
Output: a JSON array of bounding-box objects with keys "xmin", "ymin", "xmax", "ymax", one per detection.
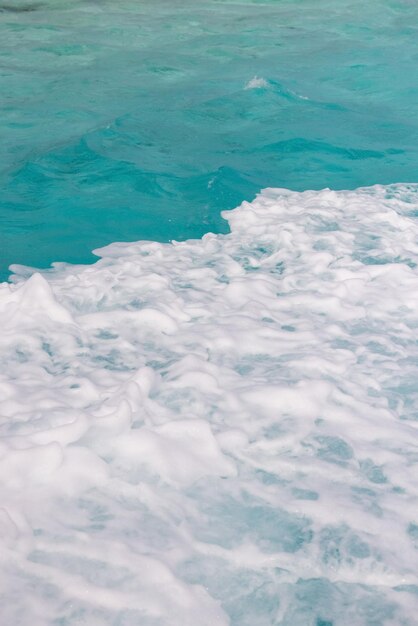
[
  {"xmin": 1, "ymin": 0, "xmax": 418, "ymax": 279},
  {"xmin": 2, "ymin": 3, "xmax": 418, "ymax": 624}
]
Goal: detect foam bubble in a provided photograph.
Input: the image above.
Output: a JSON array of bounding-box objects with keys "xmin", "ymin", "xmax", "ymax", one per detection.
[
  {"xmin": 2, "ymin": 184, "xmax": 418, "ymax": 624},
  {"xmin": 244, "ymin": 76, "xmax": 268, "ymax": 89}
]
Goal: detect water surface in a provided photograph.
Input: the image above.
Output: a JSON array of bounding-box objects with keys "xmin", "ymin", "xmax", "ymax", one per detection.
[{"xmin": 1, "ymin": 0, "xmax": 418, "ymax": 277}]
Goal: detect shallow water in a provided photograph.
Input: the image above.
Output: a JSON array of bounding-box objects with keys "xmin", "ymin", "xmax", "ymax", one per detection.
[{"xmin": 1, "ymin": 0, "xmax": 418, "ymax": 277}]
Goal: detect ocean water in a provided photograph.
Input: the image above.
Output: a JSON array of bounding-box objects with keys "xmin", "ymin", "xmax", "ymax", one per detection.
[
  {"xmin": 1, "ymin": 1, "xmax": 418, "ymax": 625},
  {"xmin": 2, "ymin": 185, "xmax": 418, "ymax": 625},
  {"xmin": 1, "ymin": 0, "xmax": 418, "ymax": 277}
]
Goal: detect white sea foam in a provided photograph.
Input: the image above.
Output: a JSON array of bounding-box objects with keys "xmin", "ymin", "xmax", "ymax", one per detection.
[
  {"xmin": 2, "ymin": 185, "xmax": 418, "ymax": 624},
  {"xmin": 244, "ymin": 75, "xmax": 268, "ymax": 89}
]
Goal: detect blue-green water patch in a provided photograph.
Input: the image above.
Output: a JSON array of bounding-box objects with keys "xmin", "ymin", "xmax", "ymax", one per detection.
[{"xmin": 1, "ymin": 0, "xmax": 418, "ymax": 280}]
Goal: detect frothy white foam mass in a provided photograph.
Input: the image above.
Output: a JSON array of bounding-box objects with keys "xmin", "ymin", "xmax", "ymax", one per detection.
[{"xmin": 2, "ymin": 185, "xmax": 418, "ymax": 624}]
